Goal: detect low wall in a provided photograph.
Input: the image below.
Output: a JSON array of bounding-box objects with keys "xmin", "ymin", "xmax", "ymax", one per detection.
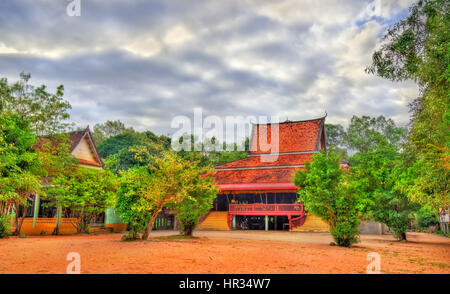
[
  {"xmin": 19, "ymin": 218, "xmax": 78, "ymax": 235},
  {"xmin": 358, "ymin": 221, "xmax": 390, "ymax": 235}
]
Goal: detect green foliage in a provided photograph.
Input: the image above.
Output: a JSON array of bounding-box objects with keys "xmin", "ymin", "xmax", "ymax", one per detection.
[
  {"xmin": 348, "ymin": 115, "xmax": 416, "ymax": 240},
  {"xmin": 346, "ymin": 115, "xmax": 406, "ymax": 154},
  {"xmin": 325, "ymin": 123, "xmax": 349, "ymax": 159},
  {"xmin": 0, "ymin": 215, "xmax": 12, "ymax": 238},
  {"xmin": 98, "ymin": 132, "xmax": 145, "ymax": 158},
  {"xmin": 414, "ymin": 205, "xmax": 439, "ymax": 229},
  {"xmin": 0, "ymin": 73, "xmax": 71, "ymax": 136},
  {"xmin": 46, "ymin": 167, "xmax": 117, "ymax": 233},
  {"xmin": 367, "ymin": 0, "xmax": 449, "ymax": 208},
  {"xmin": 0, "ymin": 114, "xmax": 42, "ymax": 235},
  {"xmin": 116, "ymin": 167, "xmax": 152, "ymax": 240},
  {"xmin": 92, "ymin": 120, "xmax": 134, "ymax": 146},
  {"xmin": 293, "ymin": 150, "xmax": 363, "ymax": 247},
  {"xmin": 171, "ymin": 173, "xmax": 218, "ymax": 236},
  {"xmin": 116, "ymin": 150, "xmax": 218, "ymax": 240}
]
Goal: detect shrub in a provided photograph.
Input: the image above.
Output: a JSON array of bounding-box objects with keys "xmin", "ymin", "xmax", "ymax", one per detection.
[
  {"xmin": 0, "ymin": 216, "xmax": 12, "ymax": 238},
  {"xmin": 293, "ymin": 150, "xmax": 363, "ymax": 247}
]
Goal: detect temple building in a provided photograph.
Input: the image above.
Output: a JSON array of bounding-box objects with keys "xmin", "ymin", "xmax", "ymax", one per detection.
[{"xmin": 198, "ymin": 116, "xmax": 348, "ymax": 232}]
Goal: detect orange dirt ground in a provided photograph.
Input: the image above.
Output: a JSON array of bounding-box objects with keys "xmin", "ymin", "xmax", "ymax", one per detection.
[{"xmin": 0, "ymin": 231, "xmax": 449, "ymax": 274}]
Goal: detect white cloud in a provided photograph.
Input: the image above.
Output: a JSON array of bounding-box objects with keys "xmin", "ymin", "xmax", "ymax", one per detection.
[
  {"xmin": 163, "ymin": 24, "xmax": 194, "ymax": 47},
  {"xmin": 0, "ymin": 0, "xmax": 419, "ymax": 134}
]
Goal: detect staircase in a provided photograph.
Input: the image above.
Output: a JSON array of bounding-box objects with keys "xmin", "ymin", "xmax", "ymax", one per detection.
[
  {"xmin": 90, "ymin": 226, "xmax": 114, "ymax": 234},
  {"xmin": 291, "ymin": 213, "xmax": 329, "ymax": 232},
  {"xmin": 197, "ymin": 211, "xmax": 230, "ymax": 230},
  {"xmin": 290, "ymin": 215, "xmax": 307, "ymax": 230}
]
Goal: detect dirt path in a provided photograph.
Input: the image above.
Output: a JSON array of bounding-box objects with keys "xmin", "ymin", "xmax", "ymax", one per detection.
[{"xmin": 0, "ymin": 231, "xmax": 448, "ymax": 274}]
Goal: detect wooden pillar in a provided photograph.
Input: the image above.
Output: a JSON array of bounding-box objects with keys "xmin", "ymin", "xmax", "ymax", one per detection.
[
  {"xmin": 32, "ymin": 193, "xmax": 40, "ymax": 228},
  {"xmin": 265, "ymin": 215, "xmax": 269, "ymax": 231}
]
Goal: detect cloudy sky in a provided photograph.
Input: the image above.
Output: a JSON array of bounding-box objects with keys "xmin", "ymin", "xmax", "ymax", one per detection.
[{"xmin": 0, "ymin": 0, "xmax": 419, "ymax": 136}]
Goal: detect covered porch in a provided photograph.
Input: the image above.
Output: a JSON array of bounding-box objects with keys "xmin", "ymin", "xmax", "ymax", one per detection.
[{"xmin": 227, "ymin": 203, "xmax": 306, "ymax": 230}]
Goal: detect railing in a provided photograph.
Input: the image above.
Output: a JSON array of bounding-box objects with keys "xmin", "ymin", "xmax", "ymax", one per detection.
[
  {"xmin": 290, "ymin": 215, "xmax": 307, "ymax": 228},
  {"xmin": 228, "ymin": 203, "xmax": 303, "ymax": 214}
]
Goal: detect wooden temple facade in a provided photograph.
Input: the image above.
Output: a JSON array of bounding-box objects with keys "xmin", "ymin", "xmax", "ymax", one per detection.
[{"xmin": 198, "ymin": 117, "xmax": 346, "ymax": 232}]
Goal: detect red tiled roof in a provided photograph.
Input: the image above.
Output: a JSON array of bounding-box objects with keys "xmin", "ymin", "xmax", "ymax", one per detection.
[
  {"xmin": 212, "ymin": 117, "xmax": 326, "ymax": 192},
  {"xmin": 219, "ymin": 183, "xmax": 297, "ymax": 192},
  {"xmin": 249, "ymin": 118, "xmax": 323, "ymax": 154},
  {"xmin": 214, "ymin": 153, "xmax": 315, "ymax": 169},
  {"xmin": 213, "ymin": 167, "xmax": 301, "ymax": 185}
]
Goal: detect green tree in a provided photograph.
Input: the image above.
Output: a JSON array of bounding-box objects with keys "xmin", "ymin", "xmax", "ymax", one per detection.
[
  {"xmin": 350, "ymin": 147, "xmax": 417, "ymax": 240},
  {"xmin": 348, "ymin": 115, "xmax": 415, "ymax": 240},
  {"xmin": 367, "ymin": 0, "xmax": 449, "ymax": 208},
  {"xmin": 116, "ymin": 168, "xmax": 152, "ymax": 240},
  {"xmin": 117, "ymin": 150, "xmax": 217, "ymax": 240},
  {"xmin": 98, "ymin": 132, "xmax": 144, "ymax": 158},
  {"xmin": 0, "ymin": 73, "xmax": 71, "ymax": 136},
  {"xmin": 92, "ymin": 120, "xmax": 134, "ymax": 146},
  {"xmin": 325, "ymin": 123, "xmax": 349, "ymax": 159},
  {"xmin": 346, "ymin": 115, "xmax": 406, "ymax": 155},
  {"xmin": 48, "ymin": 167, "xmax": 117, "ymax": 233},
  {"xmin": 170, "ymin": 171, "xmax": 218, "ymax": 236},
  {"xmin": 293, "ymin": 150, "xmax": 364, "ymax": 247},
  {"xmin": 0, "ymin": 114, "xmax": 42, "ymax": 235}
]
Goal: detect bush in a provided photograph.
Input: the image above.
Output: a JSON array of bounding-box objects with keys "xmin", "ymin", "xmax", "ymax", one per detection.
[
  {"xmin": 415, "ymin": 206, "xmax": 439, "ymax": 229},
  {"xmin": 0, "ymin": 216, "xmax": 12, "ymax": 238},
  {"xmin": 293, "ymin": 151, "xmax": 363, "ymax": 247}
]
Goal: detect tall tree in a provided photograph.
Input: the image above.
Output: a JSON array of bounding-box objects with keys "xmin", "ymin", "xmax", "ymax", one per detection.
[
  {"xmin": 92, "ymin": 120, "xmax": 134, "ymax": 146},
  {"xmin": 48, "ymin": 167, "xmax": 117, "ymax": 233},
  {"xmin": 0, "ymin": 73, "xmax": 71, "ymax": 136},
  {"xmin": 116, "ymin": 149, "xmax": 217, "ymax": 240},
  {"xmin": 350, "ymin": 146, "xmax": 417, "ymax": 240},
  {"xmin": 366, "ymin": 0, "xmax": 449, "ymax": 208},
  {"xmin": 348, "ymin": 115, "xmax": 415, "ymax": 240},
  {"xmin": 346, "ymin": 115, "xmax": 406, "ymax": 155},
  {"xmin": 170, "ymin": 172, "xmax": 218, "ymax": 236},
  {"xmin": 293, "ymin": 150, "xmax": 364, "ymax": 247},
  {"xmin": 325, "ymin": 123, "xmax": 349, "ymax": 159},
  {"xmin": 0, "ymin": 114, "xmax": 43, "ymax": 235}
]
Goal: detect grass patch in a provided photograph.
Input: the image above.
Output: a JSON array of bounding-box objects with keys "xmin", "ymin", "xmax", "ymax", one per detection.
[
  {"xmin": 155, "ymin": 234, "xmax": 200, "ymax": 241},
  {"xmin": 435, "ymin": 231, "xmax": 450, "ymax": 238}
]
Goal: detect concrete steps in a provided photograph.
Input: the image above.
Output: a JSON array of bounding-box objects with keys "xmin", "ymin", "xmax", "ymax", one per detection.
[
  {"xmin": 197, "ymin": 211, "xmax": 230, "ymax": 230},
  {"xmin": 90, "ymin": 226, "xmax": 114, "ymax": 234},
  {"xmin": 292, "ymin": 213, "xmax": 329, "ymax": 232}
]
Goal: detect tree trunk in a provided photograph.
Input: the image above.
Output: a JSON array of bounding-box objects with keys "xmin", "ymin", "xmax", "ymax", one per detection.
[
  {"xmin": 142, "ymin": 209, "xmax": 162, "ymax": 240},
  {"xmin": 398, "ymin": 232, "xmax": 407, "ymax": 241},
  {"xmin": 14, "ymin": 204, "xmax": 27, "ymax": 236},
  {"xmin": 183, "ymin": 224, "xmax": 194, "ymax": 236}
]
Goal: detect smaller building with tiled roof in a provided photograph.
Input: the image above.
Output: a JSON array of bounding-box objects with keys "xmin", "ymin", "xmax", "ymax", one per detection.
[
  {"xmin": 68, "ymin": 127, "xmax": 103, "ymax": 168},
  {"xmin": 35, "ymin": 126, "xmax": 103, "ymax": 168}
]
